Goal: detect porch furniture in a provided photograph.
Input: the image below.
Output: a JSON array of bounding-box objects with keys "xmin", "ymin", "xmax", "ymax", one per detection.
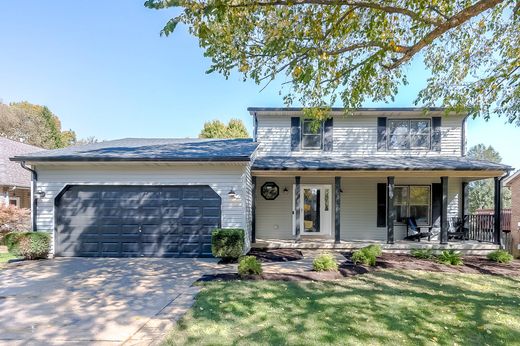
[
  {"xmin": 405, "ymin": 217, "xmax": 432, "ymax": 242},
  {"xmin": 448, "ymin": 216, "xmax": 469, "ymax": 241}
]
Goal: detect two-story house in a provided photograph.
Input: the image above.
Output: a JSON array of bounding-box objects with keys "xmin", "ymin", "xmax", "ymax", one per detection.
[{"xmin": 11, "ymin": 108, "xmax": 511, "ymax": 257}]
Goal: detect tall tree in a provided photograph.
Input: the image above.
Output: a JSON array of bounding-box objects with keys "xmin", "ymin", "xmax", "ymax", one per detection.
[
  {"xmin": 146, "ymin": 0, "xmax": 519, "ymax": 123},
  {"xmin": 0, "ymin": 101, "xmax": 76, "ymax": 149},
  {"xmin": 199, "ymin": 119, "xmax": 250, "ymax": 138},
  {"xmin": 467, "ymin": 144, "xmax": 511, "ymax": 212}
]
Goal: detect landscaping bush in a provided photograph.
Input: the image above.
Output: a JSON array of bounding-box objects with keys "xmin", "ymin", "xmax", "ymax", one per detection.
[
  {"xmin": 437, "ymin": 250, "xmax": 463, "ymax": 266},
  {"xmin": 0, "ymin": 205, "xmax": 30, "ymax": 242},
  {"xmin": 238, "ymin": 255, "xmax": 262, "ymax": 276},
  {"xmin": 351, "ymin": 245, "xmax": 383, "ymax": 266},
  {"xmin": 211, "ymin": 228, "xmax": 244, "ymax": 260},
  {"xmin": 411, "ymin": 249, "xmax": 434, "ymax": 260},
  {"xmin": 312, "ymin": 253, "xmax": 338, "ymax": 272},
  {"xmin": 3, "ymin": 232, "xmax": 50, "ymax": 260},
  {"xmin": 487, "ymin": 250, "xmax": 513, "ymax": 264}
]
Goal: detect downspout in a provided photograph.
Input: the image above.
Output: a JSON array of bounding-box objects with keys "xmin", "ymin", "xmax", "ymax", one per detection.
[{"xmin": 20, "ymin": 161, "xmax": 37, "ymax": 232}]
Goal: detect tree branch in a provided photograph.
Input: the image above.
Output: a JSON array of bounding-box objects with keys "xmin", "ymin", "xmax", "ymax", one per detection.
[{"xmin": 384, "ymin": 0, "xmax": 506, "ymax": 69}]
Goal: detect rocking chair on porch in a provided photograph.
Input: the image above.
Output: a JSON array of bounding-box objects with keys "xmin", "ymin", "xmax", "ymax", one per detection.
[{"xmin": 404, "ymin": 216, "xmax": 432, "ymax": 242}]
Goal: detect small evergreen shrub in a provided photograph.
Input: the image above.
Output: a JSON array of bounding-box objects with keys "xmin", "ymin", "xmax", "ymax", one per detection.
[
  {"xmin": 351, "ymin": 245, "xmax": 383, "ymax": 266},
  {"xmin": 487, "ymin": 250, "xmax": 513, "ymax": 264},
  {"xmin": 437, "ymin": 250, "xmax": 463, "ymax": 266},
  {"xmin": 312, "ymin": 253, "xmax": 338, "ymax": 272},
  {"xmin": 4, "ymin": 232, "xmax": 50, "ymax": 260},
  {"xmin": 238, "ymin": 255, "xmax": 262, "ymax": 276},
  {"xmin": 411, "ymin": 249, "xmax": 434, "ymax": 260},
  {"xmin": 211, "ymin": 228, "xmax": 244, "ymax": 260}
]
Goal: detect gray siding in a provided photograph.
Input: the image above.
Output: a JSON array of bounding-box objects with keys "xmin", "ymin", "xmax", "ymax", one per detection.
[
  {"xmin": 33, "ymin": 162, "xmax": 250, "ymax": 255},
  {"xmin": 256, "ymin": 112, "xmax": 465, "ymax": 157},
  {"xmin": 255, "ymin": 176, "xmax": 461, "ymax": 242}
]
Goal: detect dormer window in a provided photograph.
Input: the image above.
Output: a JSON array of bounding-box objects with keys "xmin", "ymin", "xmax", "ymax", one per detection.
[
  {"xmin": 388, "ymin": 119, "xmax": 431, "ymax": 150},
  {"xmin": 301, "ymin": 119, "xmax": 323, "ymax": 150}
]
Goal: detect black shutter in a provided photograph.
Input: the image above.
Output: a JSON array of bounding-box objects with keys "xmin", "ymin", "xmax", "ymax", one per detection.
[
  {"xmin": 377, "ymin": 183, "xmax": 387, "ymax": 227},
  {"xmin": 432, "ymin": 183, "xmax": 442, "ymax": 228},
  {"xmin": 432, "ymin": 117, "xmax": 442, "ymax": 152},
  {"xmin": 291, "ymin": 117, "xmax": 301, "ymax": 151},
  {"xmin": 323, "ymin": 118, "xmax": 333, "ymax": 151},
  {"xmin": 377, "ymin": 117, "xmax": 387, "ymax": 151}
]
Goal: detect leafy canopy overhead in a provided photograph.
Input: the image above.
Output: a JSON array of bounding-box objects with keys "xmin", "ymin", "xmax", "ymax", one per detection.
[
  {"xmin": 145, "ymin": 0, "xmax": 519, "ymax": 123},
  {"xmin": 199, "ymin": 118, "xmax": 250, "ymax": 138}
]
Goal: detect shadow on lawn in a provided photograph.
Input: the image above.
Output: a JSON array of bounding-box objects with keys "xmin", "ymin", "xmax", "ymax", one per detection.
[{"xmin": 169, "ymin": 270, "xmax": 520, "ymax": 346}]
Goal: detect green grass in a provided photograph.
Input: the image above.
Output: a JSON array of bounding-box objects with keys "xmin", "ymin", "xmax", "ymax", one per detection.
[
  {"xmin": 0, "ymin": 252, "xmax": 18, "ymax": 263},
  {"xmin": 163, "ymin": 270, "xmax": 520, "ymax": 345}
]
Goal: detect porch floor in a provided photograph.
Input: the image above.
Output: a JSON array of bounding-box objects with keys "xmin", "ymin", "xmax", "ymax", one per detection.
[{"xmin": 252, "ymin": 238, "xmax": 500, "ymax": 255}]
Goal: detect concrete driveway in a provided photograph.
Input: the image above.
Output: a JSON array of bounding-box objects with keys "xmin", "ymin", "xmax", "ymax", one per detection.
[{"xmin": 0, "ymin": 258, "xmax": 225, "ymax": 345}]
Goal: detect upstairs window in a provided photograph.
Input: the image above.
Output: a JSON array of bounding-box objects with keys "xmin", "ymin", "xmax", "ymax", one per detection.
[
  {"xmin": 388, "ymin": 119, "xmax": 431, "ymax": 150},
  {"xmin": 301, "ymin": 119, "xmax": 323, "ymax": 150}
]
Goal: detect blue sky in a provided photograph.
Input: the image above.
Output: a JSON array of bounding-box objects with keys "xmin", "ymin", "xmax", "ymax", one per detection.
[{"xmin": 0, "ymin": 1, "xmax": 518, "ymax": 169}]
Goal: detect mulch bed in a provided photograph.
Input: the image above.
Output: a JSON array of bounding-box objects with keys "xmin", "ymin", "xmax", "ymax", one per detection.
[
  {"xmin": 218, "ymin": 248, "xmax": 303, "ymax": 264},
  {"xmin": 204, "ymin": 252, "xmax": 520, "ymax": 282}
]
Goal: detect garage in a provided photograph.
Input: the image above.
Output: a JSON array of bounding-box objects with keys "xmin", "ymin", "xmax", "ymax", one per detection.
[{"xmin": 55, "ymin": 185, "xmax": 221, "ymax": 257}]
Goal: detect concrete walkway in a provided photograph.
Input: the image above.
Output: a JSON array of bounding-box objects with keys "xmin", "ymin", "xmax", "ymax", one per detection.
[
  {"xmin": 261, "ymin": 250, "xmax": 346, "ymax": 274},
  {"xmin": 0, "ymin": 258, "xmax": 231, "ymax": 345}
]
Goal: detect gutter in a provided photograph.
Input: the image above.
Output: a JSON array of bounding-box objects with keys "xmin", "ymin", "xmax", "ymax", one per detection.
[{"xmin": 19, "ymin": 161, "xmax": 37, "ymax": 232}]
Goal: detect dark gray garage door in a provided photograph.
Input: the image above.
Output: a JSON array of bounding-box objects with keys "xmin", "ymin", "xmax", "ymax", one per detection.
[{"xmin": 55, "ymin": 185, "xmax": 221, "ymax": 257}]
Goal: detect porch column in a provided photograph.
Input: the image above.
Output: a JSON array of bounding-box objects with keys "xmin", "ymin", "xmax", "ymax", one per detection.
[
  {"xmin": 461, "ymin": 182, "xmax": 469, "ymax": 218},
  {"xmin": 387, "ymin": 176, "xmax": 395, "ymax": 244},
  {"xmin": 440, "ymin": 176, "xmax": 449, "ymax": 244},
  {"xmin": 494, "ymin": 177, "xmax": 502, "ymax": 245},
  {"xmin": 334, "ymin": 177, "xmax": 341, "ymax": 243},
  {"xmin": 251, "ymin": 176, "xmax": 256, "ymax": 244},
  {"xmin": 295, "ymin": 176, "xmax": 301, "ymax": 241}
]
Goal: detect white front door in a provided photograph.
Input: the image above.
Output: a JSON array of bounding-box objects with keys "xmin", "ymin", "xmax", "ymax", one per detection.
[{"xmin": 293, "ymin": 184, "xmax": 332, "ymax": 235}]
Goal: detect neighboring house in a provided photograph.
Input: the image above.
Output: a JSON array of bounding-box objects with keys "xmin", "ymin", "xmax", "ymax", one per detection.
[
  {"xmin": 505, "ymin": 171, "xmax": 520, "ymax": 258},
  {"xmin": 10, "ymin": 108, "xmax": 511, "ymax": 258},
  {"xmin": 0, "ymin": 137, "xmax": 43, "ymax": 208}
]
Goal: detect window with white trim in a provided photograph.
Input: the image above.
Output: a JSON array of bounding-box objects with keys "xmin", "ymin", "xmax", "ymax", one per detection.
[
  {"xmin": 394, "ymin": 185, "xmax": 431, "ymax": 225},
  {"xmin": 388, "ymin": 119, "xmax": 431, "ymax": 150},
  {"xmin": 301, "ymin": 119, "xmax": 323, "ymax": 150}
]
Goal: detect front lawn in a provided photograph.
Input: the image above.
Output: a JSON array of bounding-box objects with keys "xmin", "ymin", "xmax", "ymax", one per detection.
[
  {"xmin": 164, "ymin": 270, "xmax": 520, "ymax": 345},
  {"xmin": 0, "ymin": 252, "xmax": 18, "ymax": 263}
]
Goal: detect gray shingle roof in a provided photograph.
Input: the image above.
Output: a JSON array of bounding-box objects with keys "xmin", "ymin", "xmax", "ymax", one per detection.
[
  {"xmin": 0, "ymin": 137, "xmax": 43, "ymax": 187},
  {"xmin": 11, "ymin": 138, "xmax": 258, "ymax": 162},
  {"xmin": 252, "ymin": 156, "xmax": 512, "ymax": 171}
]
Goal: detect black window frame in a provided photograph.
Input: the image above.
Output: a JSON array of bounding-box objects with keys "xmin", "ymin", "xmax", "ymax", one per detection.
[
  {"xmin": 301, "ymin": 119, "xmax": 324, "ymax": 150},
  {"xmin": 387, "ymin": 119, "xmax": 432, "ymax": 150},
  {"xmin": 393, "ymin": 184, "xmax": 432, "ymax": 226}
]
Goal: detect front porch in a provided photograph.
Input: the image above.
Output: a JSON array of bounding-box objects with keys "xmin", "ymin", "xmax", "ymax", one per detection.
[{"xmin": 252, "ymin": 238, "xmax": 500, "ymax": 255}]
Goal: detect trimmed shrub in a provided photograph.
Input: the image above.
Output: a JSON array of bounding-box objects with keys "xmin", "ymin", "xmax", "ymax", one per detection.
[
  {"xmin": 4, "ymin": 232, "xmax": 50, "ymax": 260},
  {"xmin": 0, "ymin": 205, "xmax": 30, "ymax": 242},
  {"xmin": 487, "ymin": 250, "xmax": 513, "ymax": 264},
  {"xmin": 238, "ymin": 255, "xmax": 262, "ymax": 276},
  {"xmin": 312, "ymin": 253, "xmax": 338, "ymax": 272},
  {"xmin": 411, "ymin": 249, "xmax": 434, "ymax": 260},
  {"xmin": 437, "ymin": 250, "xmax": 463, "ymax": 266},
  {"xmin": 211, "ymin": 228, "xmax": 244, "ymax": 260},
  {"xmin": 351, "ymin": 245, "xmax": 383, "ymax": 266}
]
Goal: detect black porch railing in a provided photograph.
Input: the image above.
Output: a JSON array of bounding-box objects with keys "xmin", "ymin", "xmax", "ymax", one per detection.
[{"xmin": 463, "ymin": 212, "xmax": 512, "ymax": 243}]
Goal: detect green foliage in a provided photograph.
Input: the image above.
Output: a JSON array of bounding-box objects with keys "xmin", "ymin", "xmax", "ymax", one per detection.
[
  {"xmin": 4, "ymin": 232, "xmax": 51, "ymax": 260},
  {"xmin": 411, "ymin": 249, "xmax": 434, "ymax": 260},
  {"xmin": 487, "ymin": 250, "xmax": 513, "ymax": 264},
  {"xmin": 312, "ymin": 253, "xmax": 338, "ymax": 272},
  {"xmin": 437, "ymin": 250, "xmax": 464, "ymax": 266},
  {"xmin": 238, "ymin": 255, "xmax": 263, "ymax": 276},
  {"xmin": 0, "ymin": 101, "xmax": 76, "ymax": 149},
  {"xmin": 211, "ymin": 228, "xmax": 244, "ymax": 259},
  {"xmin": 146, "ymin": 1, "xmax": 519, "ymax": 124},
  {"xmin": 351, "ymin": 245, "xmax": 382, "ymax": 266},
  {"xmin": 199, "ymin": 118, "xmax": 249, "ymax": 139},
  {"xmin": 467, "ymin": 144, "xmax": 511, "ymax": 212}
]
